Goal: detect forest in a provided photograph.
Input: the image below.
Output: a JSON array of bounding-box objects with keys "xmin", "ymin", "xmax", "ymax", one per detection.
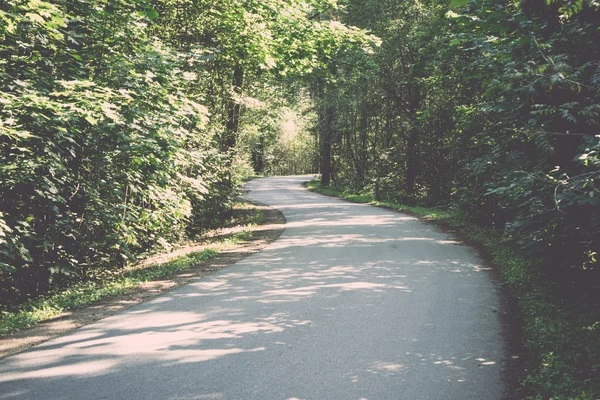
[{"xmin": 1, "ymin": 0, "xmax": 599, "ymax": 398}]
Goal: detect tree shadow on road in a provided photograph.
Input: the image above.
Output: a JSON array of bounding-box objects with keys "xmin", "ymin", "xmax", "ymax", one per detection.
[{"xmin": 0, "ymin": 177, "xmax": 506, "ymax": 400}]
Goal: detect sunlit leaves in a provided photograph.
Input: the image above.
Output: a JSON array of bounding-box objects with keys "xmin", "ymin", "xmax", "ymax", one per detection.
[{"xmin": 0, "ymin": 0, "xmax": 236, "ymax": 305}]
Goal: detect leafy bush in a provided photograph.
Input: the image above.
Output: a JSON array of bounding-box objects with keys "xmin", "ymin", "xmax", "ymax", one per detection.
[{"xmin": 0, "ymin": 0, "xmax": 236, "ymax": 307}]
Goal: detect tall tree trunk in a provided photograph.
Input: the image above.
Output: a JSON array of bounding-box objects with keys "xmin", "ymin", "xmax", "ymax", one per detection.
[
  {"xmin": 406, "ymin": 121, "xmax": 419, "ymax": 196},
  {"xmin": 405, "ymin": 86, "xmax": 421, "ymax": 199},
  {"xmin": 320, "ymin": 109, "xmax": 333, "ymax": 186},
  {"xmin": 317, "ymin": 60, "xmax": 338, "ymax": 187},
  {"xmin": 313, "ymin": 75, "xmax": 336, "ymax": 186},
  {"xmin": 222, "ymin": 64, "xmax": 244, "ymax": 152},
  {"xmin": 251, "ymin": 136, "xmax": 264, "ymax": 173}
]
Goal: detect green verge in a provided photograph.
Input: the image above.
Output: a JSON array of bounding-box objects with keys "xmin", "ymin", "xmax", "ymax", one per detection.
[
  {"xmin": 306, "ymin": 180, "xmax": 599, "ymax": 400},
  {"xmin": 0, "ymin": 204, "xmax": 262, "ymax": 336},
  {"xmin": 241, "ymin": 174, "xmax": 265, "ymax": 182}
]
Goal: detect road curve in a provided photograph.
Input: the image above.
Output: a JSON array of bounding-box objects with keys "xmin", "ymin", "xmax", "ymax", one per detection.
[{"xmin": 0, "ymin": 176, "xmax": 506, "ymax": 400}]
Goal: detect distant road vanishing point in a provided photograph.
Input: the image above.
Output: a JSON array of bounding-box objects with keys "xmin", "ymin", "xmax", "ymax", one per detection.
[{"xmin": 0, "ymin": 175, "xmax": 506, "ymax": 400}]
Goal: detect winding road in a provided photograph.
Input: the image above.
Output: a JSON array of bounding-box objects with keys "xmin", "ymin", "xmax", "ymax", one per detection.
[{"xmin": 0, "ymin": 176, "xmax": 506, "ymax": 399}]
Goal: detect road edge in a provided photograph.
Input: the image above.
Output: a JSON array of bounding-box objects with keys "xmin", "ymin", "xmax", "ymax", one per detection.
[
  {"xmin": 0, "ymin": 200, "xmax": 286, "ymax": 359},
  {"xmin": 303, "ymin": 182, "xmax": 527, "ymax": 400}
]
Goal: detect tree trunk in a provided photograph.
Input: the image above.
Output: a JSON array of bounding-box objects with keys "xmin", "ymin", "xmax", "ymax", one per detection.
[
  {"xmin": 222, "ymin": 65, "xmax": 244, "ymax": 152},
  {"xmin": 251, "ymin": 137, "xmax": 264, "ymax": 174},
  {"xmin": 320, "ymin": 135, "xmax": 332, "ymax": 185},
  {"xmin": 406, "ymin": 122, "xmax": 419, "ymax": 196},
  {"xmin": 405, "ymin": 86, "xmax": 421, "ymax": 199},
  {"xmin": 320, "ymin": 98, "xmax": 335, "ymax": 186}
]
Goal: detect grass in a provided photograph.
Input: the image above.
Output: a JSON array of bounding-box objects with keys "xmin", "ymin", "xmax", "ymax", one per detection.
[
  {"xmin": 306, "ymin": 180, "xmax": 600, "ymax": 400},
  {"xmin": 241, "ymin": 174, "xmax": 265, "ymax": 182},
  {"xmin": 229, "ymin": 201, "xmax": 264, "ymax": 228},
  {"xmin": 0, "ymin": 204, "xmax": 262, "ymax": 336}
]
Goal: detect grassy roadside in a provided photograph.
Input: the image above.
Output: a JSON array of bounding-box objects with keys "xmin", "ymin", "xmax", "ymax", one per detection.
[
  {"xmin": 0, "ymin": 203, "xmax": 262, "ymax": 336},
  {"xmin": 306, "ymin": 180, "xmax": 599, "ymax": 400}
]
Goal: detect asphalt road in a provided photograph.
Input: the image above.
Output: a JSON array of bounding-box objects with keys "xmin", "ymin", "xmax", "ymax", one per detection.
[{"xmin": 0, "ymin": 176, "xmax": 506, "ymax": 400}]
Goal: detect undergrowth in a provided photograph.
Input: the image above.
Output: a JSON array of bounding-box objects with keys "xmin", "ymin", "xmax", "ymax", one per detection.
[
  {"xmin": 306, "ymin": 180, "xmax": 600, "ymax": 400},
  {"xmin": 0, "ymin": 204, "xmax": 261, "ymax": 336}
]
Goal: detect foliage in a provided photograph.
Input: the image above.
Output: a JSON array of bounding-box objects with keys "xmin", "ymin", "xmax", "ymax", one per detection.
[
  {"xmin": 0, "ymin": 200, "xmax": 263, "ymax": 336},
  {"xmin": 0, "ymin": 248, "xmax": 216, "ymax": 336},
  {"xmin": 0, "ymin": 0, "xmax": 236, "ymax": 306},
  {"xmin": 2, "ymin": 0, "xmax": 599, "ymax": 397},
  {"xmin": 0, "ymin": 0, "xmax": 372, "ymax": 307},
  {"xmin": 308, "ymin": 0, "xmax": 599, "ymax": 397},
  {"xmin": 238, "ymin": 86, "xmax": 318, "ymax": 175}
]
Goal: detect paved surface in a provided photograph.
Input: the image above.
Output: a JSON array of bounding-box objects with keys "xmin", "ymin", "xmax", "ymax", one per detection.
[{"xmin": 0, "ymin": 176, "xmax": 506, "ymax": 400}]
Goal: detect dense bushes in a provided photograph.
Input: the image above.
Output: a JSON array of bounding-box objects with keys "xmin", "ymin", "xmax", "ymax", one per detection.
[
  {"xmin": 0, "ymin": 0, "xmax": 236, "ymax": 306},
  {"xmin": 2, "ymin": 0, "xmax": 598, "ymax": 395},
  {"xmin": 448, "ymin": 0, "xmax": 600, "ymax": 284},
  {"xmin": 0, "ymin": 0, "xmax": 370, "ymax": 307},
  {"xmin": 317, "ymin": 0, "xmax": 600, "ymax": 286}
]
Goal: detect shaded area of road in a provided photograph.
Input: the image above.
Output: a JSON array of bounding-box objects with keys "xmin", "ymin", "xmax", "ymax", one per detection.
[{"xmin": 0, "ymin": 176, "xmax": 505, "ymax": 400}]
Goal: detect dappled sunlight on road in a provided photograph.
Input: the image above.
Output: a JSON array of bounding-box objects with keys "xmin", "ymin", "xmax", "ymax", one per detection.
[
  {"xmin": 0, "ymin": 308, "xmax": 313, "ymax": 381},
  {"xmin": 162, "ymin": 347, "xmax": 266, "ymax": 364},
  {"xmin": 0, "ymin": 176, "xmax": 504, "ymax": 400},
  {"xmin": 284, "ymin": 214, "xmax": 415, "ymax": 228},
  {"xmin": 0, "ymin": 359, "xmax": 117, "ymax": 382},
  {"xmin": 340, "ymin": 349, "xmax": 501, "ymax": 387},
  {"xmin": 367, "ymin": 361, "xmax": 407, "ymax": 375}
]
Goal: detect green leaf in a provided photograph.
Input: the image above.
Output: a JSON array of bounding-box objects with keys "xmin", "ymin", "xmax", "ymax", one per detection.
[
  {"xmin": 449, "ymin": 0, "xmax": 469, "ymax": 9},
  {"xmin": 84, "ymin": 115, "xmax": 98, "ymax": 125},
  {"xmin": 144, "ymin": 7, "xmax": 159, "ymax": 21},
  {"xmin": 25, "ymin": 13, "xmax": 46, "ymax": 25}
]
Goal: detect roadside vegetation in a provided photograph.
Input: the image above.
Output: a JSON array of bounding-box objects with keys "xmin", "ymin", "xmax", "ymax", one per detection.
[
  {"xmin": 1, "ymin": 0, "xmax": 340, "ymax": 311},
  {"xmin": 0, "ymin": 202, "xmax": 262, "ymax": 336},
  {"xmin": 1, "ymin": 0, "xmax": 598, "ymax": 398}
]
